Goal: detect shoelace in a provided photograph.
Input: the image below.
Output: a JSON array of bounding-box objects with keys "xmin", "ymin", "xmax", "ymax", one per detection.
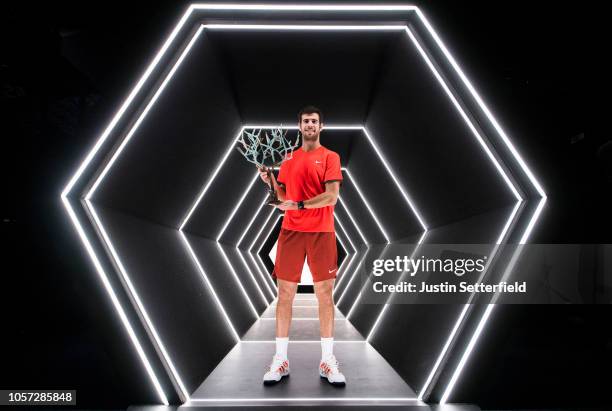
[
  {"xmin": 321, "ymin": 357, "xmax": 341, "ymax": 375},
  {"xmin": 266, "ymin": 358, "xmax": 288, "ymax": 373}
]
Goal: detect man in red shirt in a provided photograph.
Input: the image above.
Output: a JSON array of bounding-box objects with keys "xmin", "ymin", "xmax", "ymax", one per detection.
[{"xmin": 258, "ymin": 106, "xmax": 346, "ymax": 386}]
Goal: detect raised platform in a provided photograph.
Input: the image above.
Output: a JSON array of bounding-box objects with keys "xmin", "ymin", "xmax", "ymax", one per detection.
[{"xmin": 185, "ymin": 294, "xmax": 425, "ymax": 408}]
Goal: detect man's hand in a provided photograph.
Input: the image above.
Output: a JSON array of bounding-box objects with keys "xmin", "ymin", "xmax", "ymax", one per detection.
[
  {"xmin": 275, "ymin": 200, "xmax": 298, "ymax": 211},
  {"xmin": 257, "ymin": 166, "xmax": 271, "ymax": 184}
]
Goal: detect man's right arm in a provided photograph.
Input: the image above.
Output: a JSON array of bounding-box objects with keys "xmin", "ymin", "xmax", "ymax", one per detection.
[{"xmin": 258, "ymin": 167, "xmax": 287, "ymax": 201}]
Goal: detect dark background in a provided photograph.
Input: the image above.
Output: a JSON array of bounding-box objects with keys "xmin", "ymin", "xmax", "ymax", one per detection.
[{"xmin": 1, "ymin": 0, "xmax": 603, "ymax": 409}]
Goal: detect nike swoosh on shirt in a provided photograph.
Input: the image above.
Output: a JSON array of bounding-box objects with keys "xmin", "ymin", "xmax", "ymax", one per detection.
[
  {"xmin": 315, "ymin": 160, "xmax": 322, "ymax": 164},
  {"xmin": 328, "ymin": 268, "xmax": 337, "ymax": 273}
]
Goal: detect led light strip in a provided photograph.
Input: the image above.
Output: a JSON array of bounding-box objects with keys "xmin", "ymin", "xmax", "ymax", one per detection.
[
  {"xmin": 332, "ymin": 208, "xmax": 359, "ymax": 288},
  {"xmin": 87, "ymin": 26, "xmax": 205, "ymax": 200},
  {"xmin": 180, "ymin": 231, "xmax": 241, "ymax": 343},
  {"xmin": 400, "ymin": 20, "xmax": 546, "ymax": 403},
  {"xmin": 337, "ymin": 194, "xmax": 368, "ymax": 245},
  {"xmin": 188, "ymin": 397, "xmax": 418, "ymax": 403},
  {"xmin": 65, "ymin": 25, "xmax": 207, "ymax": 404},
  {"xmin": 402, "ymin": 28, "xmax": 521, "ymax": 203},
  {"xmin": 519, "ymin": 197, "xmax": 547, "ymax": 244},
  {"xmin": 439, "ymin": 198, "xmax": 545, "ymax": 403},
  {"xmin": 333, "ymin": 244, "xmax": 360, "ymax": 293},
  {"xmin": 180, "ymin": 125, "xmax": 246, "ymax": 230},
  {"xmin": 331, "ymin": 219, "xmax": 353, "ymax": 284},
  {"xmin": 332, "ymin": 164, "xmax": 399, "ymax": 300},
  {"xmin": 442, "ymin": 241, "xmax": 534, "ymax": 406},
  {"xmin": 334, "ymin": 213, "xmax": 357, "ymax": 254},
  {"xmin": 333, "ymin": 169, "xmax": 396, "ymax": 304},
  {"xmin": 235, "ymin": 250, "xmax": 272, "ymax": 305},
  {"xmin": 248, "ymin": 237, "xmax": 279, "ymax": 294},
  {"xmin": 86, "ymin": 201, "xmax": 190, "ymax": 400},
  {"xmin": 426, "ymin": 212, "xmax": 546, "ymax": 402},
  {"xmin": 217, "ymin": 174, "xmax": 270, "ymax": 307},
  {"xmin": 61, "ymin": 6, "xmax": 195, "ymax": 198},
  {"xmin": 496, "ymin": 201, "xmax": 523, "ymax": 245},
  {"xmin": 191, "ymin": 4, "xmax": 419, "ymax": 11},
  {"xmin": 217, "ymin": 174, "xmax": 260, "ymax": 241},
  {"xmin": 335, "ymin": 228, "xmax": 351, "ymax": 265},
  {"xmin": 361, "ymin": 127, "xmax": 428, "ymax": 231},
  {"xmin": 371, "ymin": 24, "xmax": 546, "ymax": 404},
  {"xmin": 215, "ymin": 243, "xmax": 260, "ymax": 317},
  {"xmin": 343, "ymin": 168, "xmax": 391, "ymax": 243},
  {"xmin": 60, "ymin": 198, "xmax": 170, "ymax": 405},
  {"xmin": 331, "ymin": 197, "xmax": 371, "ymax": 295},
  {"xmin": 332, "ymin": 199, "xmax": 367, "ymax": 292},
  {"xmin": 248, "ymin": 209, "xmax": 279, "ymax": 292},
  {"xmin": 254, "ymin": 214, "xmax": 283, "ymax": 282},
  {"xmin": 206, "ymin": 24, "xmax": 407, "ymax": 30},
  {"xmin": 237, "ymin": 194, "xmax": 271, "ymax": 249},
  {"xmin": 80, "ymin": 25, "xmax": 258, "ymax": 396},
  {"xmin": 335, "ymin": 251, "xmax": 370, "ymax": 307},
  {"xmin": 333, "ymin": 206, "xmax": 359, "ymax": 284},
  {"xmin": 333, "ymin": 242, "xmax": 353, "ymax": 286},
  {"xmin": 237, "ymin": 194, "xmax": 277, "ymax": 298},
  {"xmin": 413, "ymin": 8, "xmax": 546, "ymax": 198},
  {"xmin": 416, "ymin": 202, "xmax": 522, "ymax": 401},
  {"xmin": 358, "ymin": 229, "xmax": 428, "ymax": 329}
]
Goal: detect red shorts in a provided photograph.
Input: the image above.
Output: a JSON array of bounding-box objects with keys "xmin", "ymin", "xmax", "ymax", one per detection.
[{"xmin": 272, "ymin": 228, "xmax": 338, "ymax": 283}]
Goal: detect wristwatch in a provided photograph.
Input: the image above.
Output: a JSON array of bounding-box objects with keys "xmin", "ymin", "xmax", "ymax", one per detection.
[{"xmin": 297, "ymin": 200, "xmax": 305, "ymax": 210}]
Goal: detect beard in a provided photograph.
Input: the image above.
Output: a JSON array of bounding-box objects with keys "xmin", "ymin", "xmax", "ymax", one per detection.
[{"xmin": 302, "ymin": 129, "xmax": 320, "ymax": 142}]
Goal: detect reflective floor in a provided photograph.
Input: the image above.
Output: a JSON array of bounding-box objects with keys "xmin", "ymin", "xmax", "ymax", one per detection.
[{"xmin": 187, "ymin": 294, "xmax": 423, "ymax": 407}]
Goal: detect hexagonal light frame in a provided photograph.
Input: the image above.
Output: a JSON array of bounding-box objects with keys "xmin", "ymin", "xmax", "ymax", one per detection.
[
  {"xmin": 60, "ymin": 4, "xmax": 547, "ymax": 405},
  {"xmin": 181, "ymin": 130, "xmax": 423, "ymax": 333}
]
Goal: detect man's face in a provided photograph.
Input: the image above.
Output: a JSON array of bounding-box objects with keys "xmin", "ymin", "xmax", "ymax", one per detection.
[{"xmin": 299, "ymin": 113, "xmax": 323, "ymax": 142}]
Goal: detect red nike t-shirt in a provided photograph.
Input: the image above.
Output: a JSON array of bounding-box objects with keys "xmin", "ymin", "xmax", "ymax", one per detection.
[{"xmin": 277, "ymin": 145, "xmax": 343, "ymax": 232}]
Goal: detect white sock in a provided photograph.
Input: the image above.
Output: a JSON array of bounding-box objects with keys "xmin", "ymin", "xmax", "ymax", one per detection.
[
  {"xmin": 321, "ymin": 337, "xmax": 334, "ymax": 361},
  {"xmin": 275, "ymin": 337, "xmax": 289, "ymax": 360}
]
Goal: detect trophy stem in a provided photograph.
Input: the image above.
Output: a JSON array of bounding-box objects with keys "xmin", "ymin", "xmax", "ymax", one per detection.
[{"xmin": 266, "ymin": 167, "xmax": 282, "ymax": 205}]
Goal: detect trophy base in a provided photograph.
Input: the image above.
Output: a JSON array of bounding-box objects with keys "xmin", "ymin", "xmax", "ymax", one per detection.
[{"xmin": 266, "ymin": 181, "xmax": 281, "ymax": 205}]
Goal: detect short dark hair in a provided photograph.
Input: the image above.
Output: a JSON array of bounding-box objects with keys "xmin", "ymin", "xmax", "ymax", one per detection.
[{"xmin": 298, "ymin": 105, "xmax": 323, "ymax": 123}]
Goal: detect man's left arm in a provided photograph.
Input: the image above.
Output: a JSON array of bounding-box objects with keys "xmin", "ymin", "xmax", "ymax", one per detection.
[
  {"xmin": 303, "ymin": 181, "xmax": 340, "ymax": 208},
  {"xmin": 275, "ymin": 181, "xmax": 340, "ymax": 210}
]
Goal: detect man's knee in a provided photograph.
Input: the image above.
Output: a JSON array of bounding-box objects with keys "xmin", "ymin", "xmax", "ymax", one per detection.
[
  {"xmin": 278, "ymin": 282, "xmax": 297, "ymax": 304},
  {"xmin": 315, "ymin": 282, "xmax": 334, "ymax": 305}
]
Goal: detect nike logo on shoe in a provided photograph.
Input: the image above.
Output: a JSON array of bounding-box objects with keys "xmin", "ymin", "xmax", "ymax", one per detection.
[{"xmin": 328, "ymin": 268, "xmax": 337, "ymax": 273}]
